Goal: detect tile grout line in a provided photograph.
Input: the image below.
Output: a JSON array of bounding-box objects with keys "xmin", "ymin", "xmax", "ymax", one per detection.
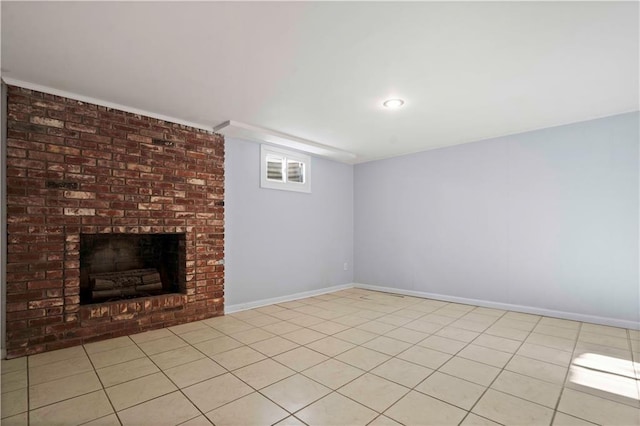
[
  {"xmin": 455, "ymin": 312, "xmax": 544, "ymax": 425},
  {"xmin": 281, "ymin": 298, "xmax": 492, "ymax": 424},
  {"xmin": 374, "ymin": 297, "xmax": 509, "ymax": 424},
  {"xmin": 274, "ymin": 290, "xmax": 636, "ymax": 422},
  {"xmin": 397, "ymin": 309, "xmax": 559, "ymax": 425},
  {"xmin": 131, "ymin": 330, "xmax": 214, "ymax": 425},
  {"xmin": 235, "ymin": 294, "xmax": 431, "ymax": 423},
  {"xmin": 630, "ymin": 328, "xmax": 640, "ymax": 403},
  {"xmin": 228, "ymin": 308, "xmax": 385, "ymax": 424},
  {"xmin": 162, "ymin": 316, "xmax": 328, "ymax": 424},
  {"xmin": 81, "ymin": 342, "xmax": 123, "ymax": 426},
  {"xmin": 270, "ymin": 294, "xmax": 564, "ymax": 425},
  {"xmin": 276, "ymin": 295, "xmax": 433, "ymax": 424},
  {"xmin": 399, "ymin": 307, "xmax": 510, "ymax": 425},
  {"xmin": 251, "ymin": 313, "xmax": 398, "ymax": 422},
  {"xmin": 549, "ymin": 321, "xmax": 582, "ymax": 426},
  {"xmin": 26, "ymin": 349, "xmax": 30, "ymax": 425},
  {"xmin": 39, "ymin": 333, "xmax": 209, "ymax": 424},
  {"xmin": 258, "ymin": 294, "xmax": 624, "ymax": 424},
  {"xmin": 25, "ymin": 346, "xmax": 125, "ymax": 424}
]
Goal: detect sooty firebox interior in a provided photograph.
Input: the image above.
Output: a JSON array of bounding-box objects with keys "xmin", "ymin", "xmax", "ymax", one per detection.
[{"xmin": 80, "ymin": 233, "xmax": 186, "ymax": 304}]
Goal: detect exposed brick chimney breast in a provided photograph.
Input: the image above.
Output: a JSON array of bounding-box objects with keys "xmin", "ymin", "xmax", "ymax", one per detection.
[{"xmin": 5, "ymin": 86, "xmax": 225, "ymax": 358}]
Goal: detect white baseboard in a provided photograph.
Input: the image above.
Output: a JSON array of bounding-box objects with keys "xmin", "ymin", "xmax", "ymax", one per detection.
[
  {"xmin": 225, "ymin": 283, "xmax": 356, "ymax": 314},
  {"xmin": 354, "ymin": 283, "xmax": 640, "ymax": 330},
  {"xmin": 223, "ymin": 280, "xmax": 639, "ymax": 330}
]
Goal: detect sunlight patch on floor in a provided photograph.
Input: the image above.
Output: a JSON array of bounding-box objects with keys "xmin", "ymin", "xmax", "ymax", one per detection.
[{"xmin": 569, "ymin": 353, "xmax": 639, "ymax": 400}]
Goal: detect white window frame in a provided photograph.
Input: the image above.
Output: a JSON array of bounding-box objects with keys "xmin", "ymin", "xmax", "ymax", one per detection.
[{"xmin": 260, "ymin": 145, "xmax": 311, "ymax": 193}]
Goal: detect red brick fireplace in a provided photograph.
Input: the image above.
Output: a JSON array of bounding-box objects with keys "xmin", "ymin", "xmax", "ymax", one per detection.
[{"xmin": 4, "ymin": 85, "xmax": 225, "ymax": 358}]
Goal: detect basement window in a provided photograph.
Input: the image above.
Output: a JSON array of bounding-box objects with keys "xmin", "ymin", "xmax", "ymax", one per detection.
[{"xmin": 260, "ymin": 145, "xmax": 311, "ymax": 193}]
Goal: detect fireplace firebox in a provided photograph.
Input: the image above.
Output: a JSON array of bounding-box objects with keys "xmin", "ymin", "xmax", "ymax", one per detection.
[{"xmin": 80, "ymin": 233, "xmax": 186, "ymax": 304}]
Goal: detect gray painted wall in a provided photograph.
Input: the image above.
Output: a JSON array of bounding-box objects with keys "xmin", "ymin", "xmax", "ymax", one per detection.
[
  {"xmin": 225, "ymin": 137, "xmax": 354, "ymax": 307},
  {"xmin": 355, "ymin": 112, "xmax": 639, "ymax": 325}
]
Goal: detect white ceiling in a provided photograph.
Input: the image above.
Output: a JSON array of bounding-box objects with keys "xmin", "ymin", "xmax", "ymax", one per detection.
[{"xmin": 2, "ymin": 1, "xmax": 638, "ymax": 163}]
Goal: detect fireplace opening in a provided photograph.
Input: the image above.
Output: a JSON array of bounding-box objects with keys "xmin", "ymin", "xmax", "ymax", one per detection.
[{"xmin": 80, "ymin": 233, "xmax": 186, "ymax": 305}]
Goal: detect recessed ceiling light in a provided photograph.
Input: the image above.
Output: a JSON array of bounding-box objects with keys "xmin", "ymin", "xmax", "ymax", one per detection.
[{"xmin": 383, "ymin": 98, "xmax": 404, "ymax": 109}]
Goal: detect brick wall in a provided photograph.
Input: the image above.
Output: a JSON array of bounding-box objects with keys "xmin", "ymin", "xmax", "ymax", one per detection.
[{"xmin": 4, "ymin": 85, "xmax": 225, "ymax": 358}]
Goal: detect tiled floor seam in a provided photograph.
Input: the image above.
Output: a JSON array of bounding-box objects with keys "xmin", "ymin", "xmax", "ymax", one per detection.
[
  {"xmin": 161, "ymin": 318, "xmax": 320, "ymax": 422},
  {"xmin": 26, "ymin": 353, "xmax": 30, "ymax": 425},
  {"xmin": 77, "ymin": 412, "xmax": 118, "ymax": 426},
  {"xmin": 456, "ymin": 313, "xmax": 544, "ymax": 425},
  {"xmin": 263, "ymin": 346, "xmax": 378, "ymax": 416},
  {"xmin": 82, "ymin": 342, "xmax": 123, "ymax": 425},
  {"xmin": 550, "ymin": 321, "xmax": 584, "ymax": 425},
  {"xmin": 26, "ymin": 371, "xmax": 117, "ymax": 421},
  {"xmin": 390, "ymin": 307, "xmax": 511, "ymax": 424},
  {"xmin": 111, "ymin": 332, "xmax": 206, "ymax": 425},
  {"xmin": 239, "ymin": 303, "xmax": 422, "ymax": 422}
]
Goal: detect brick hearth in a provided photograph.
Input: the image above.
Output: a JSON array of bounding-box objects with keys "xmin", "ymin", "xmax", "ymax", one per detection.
[{"xmin": 4, "ymin": 86, "xmax": 225, "ymax": 358}]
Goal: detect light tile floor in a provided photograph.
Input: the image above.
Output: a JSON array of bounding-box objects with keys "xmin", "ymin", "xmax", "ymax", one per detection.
[{"xmin": 1, "ymin": 288, "xmax": 639, "ymax": 425}]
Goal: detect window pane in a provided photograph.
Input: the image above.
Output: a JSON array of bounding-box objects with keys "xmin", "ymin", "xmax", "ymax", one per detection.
[
  {"xmin": 287, "ymin": 160, "xmax": 305, "ymax": 183},
  {"xmin": 266, "ymin": 155, "xmax": 284, "ymax": 181},
  {"xmin": 260, "ymin": 145, "xmax": 310, "ymax": 193}
]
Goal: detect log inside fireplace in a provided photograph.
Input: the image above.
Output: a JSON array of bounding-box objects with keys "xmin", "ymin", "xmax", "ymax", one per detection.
[{"xmin": 90, "ymin": 268, "xmax": 164, "ymax": 301}]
